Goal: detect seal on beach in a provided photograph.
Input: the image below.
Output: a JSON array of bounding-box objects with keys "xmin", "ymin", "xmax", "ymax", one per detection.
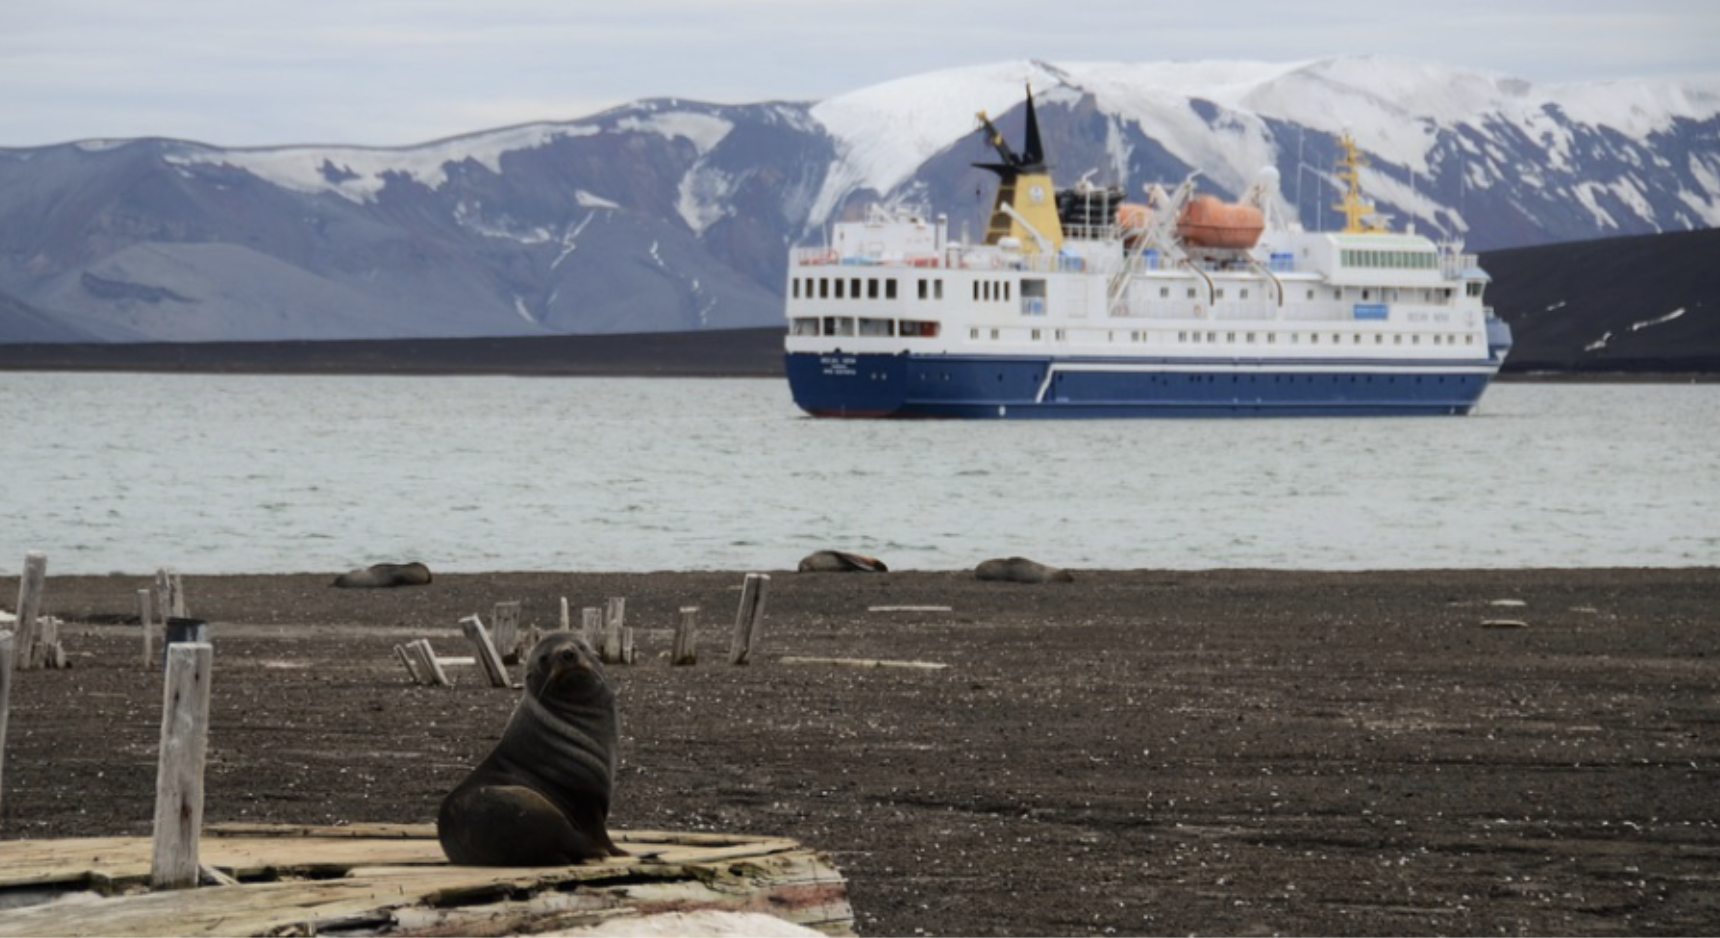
[
  {"xmin": 330, "ymin": 561, "xmax": 433, "ymax": 588},
  {"xmin": 797, "ymin": 550, "xmax": 889, "ymax": 573},
  {"xmin": 974, "ymin": 556, "xmax": 1074, "ymax": 584},
  {"xmin": 438, "ymin": 631, "xmax": 626, "ymax": 866}
]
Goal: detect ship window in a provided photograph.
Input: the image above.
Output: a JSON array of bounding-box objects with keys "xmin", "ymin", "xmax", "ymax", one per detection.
[
  {"xmin": 1021, "ymin": 278, "xmax": 1048, "ymax": 316},
  {"xmin": 1353, "ymin": 334, "xmax": 1361, "ymax": 344},
  {"xmin": 1206, "ymin": 332, "xmax": 1216, "ymax": 342},
  {"xmin": 1290, "ymin": 333, "xmax": 1298, "ymax": 343},
  {"xmin": 1246, "ymin": 332, "xmax": 1255, "ymax": 343},
  {"xmin": 973, "ymin": 282, "xmax": 981, "ymax": 301},
  {"xmin": 935, "ymin": 280, "xmax": 945, "ymax": 300},
  {"xmin": 917, "ymin": 279, "xmax": 929, "ymax": 300},
  {"xmin": 823, "ymin": 316, "xmax": 855, "ymax": 336},
  {"xmin": 1394, "ymin": 335, "xmax": 1403, "ymax": 344},
  {"xmin": 1240, "ymin": 289, "xmax": 1249, "ymax": 299},
  {"xmin": 1267, "ymin": 333, "xmax": 1276, "ymax": 344},
  {"xmin": 1190, "ymin": 332, "xmax": 1200, "ymax": 343},
  {"xmin": 1161, "ymin": 287, "xmax": 1170, "ymax": 299},
  {"xmin": 851, "ymin": 278, "xmax": 861, "ymax": 298},
  {"xmin": 1311, "ymin": 334, "xmax": 1319, "ymax": 344},
  {"xmin": 1055, "ymin": 329, "xmax": 1066, "ymax": 341},
  {"xmin": 970, "ymin": 328, "xmax": 980, "ymax": 339},
  {"xmin": 1178, "ymin": 331, "xmax": 1186, "ymax": 342},
  {"xmin": 791, "ymin": 317, "xmax": 818, "ymax": 335},
  {"xmin": 1188, "ymin": 287, "xmax": 1198, "ymax": 299},
  {"xmin": 1004, "ymin": 282, "xmax": 1011, "ymax": 302},
  {"xmin": 1333, "ymin": 289, "xmax": 1342, "ymax": 300},
  {"xmin": 1226, "ymin": 332, "xmax": 1236, "ymax": 342},
  {"xmin": 819, "ymin": 279, "xmax": 830, "ymax": 299},
  {"xmin": 1467, "ymin": 282, "xmax": 1483, "ymax": 297},
  {"xmin": 990, "ymin": 329, "xmax": 999, "ymax": 340},
  {"xmin": 1376, "ymin": 334, "xmax": 1383, "ymax": 344},
  {"xmin": 1412, "ymin": 335, "xmax": 1420, "ymax": 344},
  {"xmin": 1031, "ymin": 329, "xmax": 1042, "ymax": 341},
  {"xmin": 1216, "ymin": 288, "xmax": 1225, "ymax": 299},
  {"xmin": 859, "ymin": 318, "xmax": 893, "ymax": 336},
  {"xmin": 886, "ymin": 280, "xmax": 898, "ymax": 300},
  {"xmin": 868, "ymin": 279, "xmax": 880, "ymax": 299},
  {"xmin": 1306, "ymin": 289, "xmax": 1315, "ymax": 301},
  {"xmin": 1466, "ymin": 335, "xmax": 1474, "ymax": 345},
  {"xmin": 792, "ymin": 280, "xmax": 800, "ymax": 299}
]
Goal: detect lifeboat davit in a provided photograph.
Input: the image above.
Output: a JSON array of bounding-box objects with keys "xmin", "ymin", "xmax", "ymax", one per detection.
[{"xmin": 1176, "ymin": 195, "xmax": 1264, "ymax": 249}]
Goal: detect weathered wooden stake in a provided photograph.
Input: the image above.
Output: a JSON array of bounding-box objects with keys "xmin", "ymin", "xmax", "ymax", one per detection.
[
  {"xmin": 581, "ymin": 607, "xmax": 602, "ymax": 648},
  {"xmin": 409, "ymin": 639, "xmax": 450, "ymax": 687},
  {"xmin": 0, "ymin": 631, "xmax": 12, "ymax": 820},
  {"xmin": 138, "ymin": 588, "xmax": 155, "ymax": 668},
  {"xmin": 560, "ymin": 597, "xmax": 571, "ymax": 632},
  {"xmin": 393, "ymin": 643, "xmax": 425, "ymax": 683},
  {"xmin": 155, "ymin": 568, "xmax": 186, "ymax": 621},
  {"xmin": 15, "ymin": 552, "xmax": 46, "ymax": 670},
  {"xmin": 151, "ymin": 642, "xmax": 213, "ymax": 890},
  {"xmin": 603, "ymin": 597, "xmax": 626, "ymax": 665},
  {"xmin": 728, "ymin": 573, "xmax": 771, "ymax": 666},
  {"xmin": 671, "ymin": 606, "xmax": 699, "ymax": 666},
  {"xmin": 459, "ymin": 615, "xmax": 512, "ymax": 688},
  {"xmin": 491, "ymin": 601, "xmax": 522, "ymax": 664}
]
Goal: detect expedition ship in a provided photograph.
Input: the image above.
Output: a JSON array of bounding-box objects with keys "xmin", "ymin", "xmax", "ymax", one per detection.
[{"xmin": 783, "ymin": 90, "xmax": 1513, "ymax": 417}]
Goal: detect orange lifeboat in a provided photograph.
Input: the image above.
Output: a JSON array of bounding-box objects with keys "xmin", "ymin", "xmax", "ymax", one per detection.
[
  {"xmin": 1115, "ymin": 202, "xmax": 1154, "ymax": 248},
  {"xmin": 1175, "ymin": 195, "xmax": 1264, "ymax": 249}
]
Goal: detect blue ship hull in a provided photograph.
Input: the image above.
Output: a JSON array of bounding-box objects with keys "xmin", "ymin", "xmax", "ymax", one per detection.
[{"xmin": 785, "ymin": 351, "xmax": 1505, "ymax": 418}]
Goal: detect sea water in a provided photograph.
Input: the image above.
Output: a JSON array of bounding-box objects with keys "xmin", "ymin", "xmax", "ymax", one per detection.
[{"xmin": 2, "ymin": 373, "xmax": 1716, "ymax": 575}]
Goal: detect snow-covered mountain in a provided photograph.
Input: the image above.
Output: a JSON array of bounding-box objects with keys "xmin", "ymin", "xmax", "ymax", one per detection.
[{"xmin": 3, "ymin": 55, "xmax": 1717, "ymax": 343}]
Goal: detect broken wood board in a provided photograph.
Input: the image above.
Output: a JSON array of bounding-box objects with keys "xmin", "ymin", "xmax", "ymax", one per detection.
[{"xmin": 0, "ymin": 823, "xmax": 853, "ymax": 937}]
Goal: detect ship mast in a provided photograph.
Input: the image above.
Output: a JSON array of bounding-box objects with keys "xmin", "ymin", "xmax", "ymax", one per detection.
[
  {"xmin": 1332, "ymin": 132, "xmax": 1388, "ymax": 233},
  {"xmin": 973, "ymin": 87, "xmax": 1064, "ymax": 253}
]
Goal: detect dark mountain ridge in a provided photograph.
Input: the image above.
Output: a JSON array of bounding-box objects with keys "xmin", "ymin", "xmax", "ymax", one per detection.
[{"xmin": 1, "ymin": 228, "xmax": 1714, "ymax": 377}]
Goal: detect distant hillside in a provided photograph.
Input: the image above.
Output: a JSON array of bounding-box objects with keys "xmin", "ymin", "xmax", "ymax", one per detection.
[
  {"xmin": 0, "ymin": 230, "xmax": 1713, "ymax": 377},
  {"xmin": 1486, "ymin": 227, "xmax": 1720, "ymax": 374}
]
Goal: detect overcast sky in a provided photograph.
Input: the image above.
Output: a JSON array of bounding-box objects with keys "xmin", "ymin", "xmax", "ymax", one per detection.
[{"xmin": 4, "ymin": 0, "xmax": 1717, "ymax": 148}]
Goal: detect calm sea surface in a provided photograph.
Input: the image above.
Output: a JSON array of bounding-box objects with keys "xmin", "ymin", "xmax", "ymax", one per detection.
[{"xmin": 2, "ymin": 373, "xmax": 1716, "ymax": 576}]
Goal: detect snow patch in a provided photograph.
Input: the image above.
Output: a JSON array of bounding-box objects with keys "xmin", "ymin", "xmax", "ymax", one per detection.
[
  {"xmin": 577, "ymin": 189, "xmax": 620, "ymax": 209},
  {"xmin": 1631, "ymin": 308, "xmax": 1686, "ymax": 331},
  {"xmin": 613, "ymin": 112, "xmax": 734, "ymax": 155},
  {"xmin": 165, "ymin": 123, "xmax": 598, "ymax": 204}
]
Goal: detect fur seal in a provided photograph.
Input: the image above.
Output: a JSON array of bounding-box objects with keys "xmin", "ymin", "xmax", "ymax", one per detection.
[
  {"xmin": 331, "ymin": 561, "xmax": 432, "ymax": 588},
  {"xmin": 974, "ymin": 556, "xmax": 1074, "ymax": 584},
  {"xmin": 438, "ymin": 632, "xmax": 626, "ymax": 866},
  {"xmin": 797, "ymin": 550, "xmax": 889, "ymax": 573}
]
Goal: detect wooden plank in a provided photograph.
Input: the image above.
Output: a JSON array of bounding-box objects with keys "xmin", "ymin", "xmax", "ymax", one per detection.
[
  {"xmin": 137, "ymin": 589, "xmax": 155, "ymax": 667},
  {"xmin": 867, "ymin": 605, "xmax": 953, "ymax": 612},
  {"xmin": 779, "ymin": 656, "xmax": 949, "ymax": 671},
  {"xmin": 0, "ymin": 827, "xmax": 854, "ymax": 938},
  {"xmin": 603, "ymin": 597, "xmax": 626, "ymax": 664}
]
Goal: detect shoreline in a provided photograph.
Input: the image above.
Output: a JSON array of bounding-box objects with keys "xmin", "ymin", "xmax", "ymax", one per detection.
[
  {"xmin": 1, "ymin": 327, "xmax": 1715, "ymax": 381},
  {"xmin": 5, "ymin": 566, "xmax": 1716, "ymax": 935}
]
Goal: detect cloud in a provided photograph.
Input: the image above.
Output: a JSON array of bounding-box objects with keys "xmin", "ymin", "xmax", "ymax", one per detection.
[{"xmin": 2, "ymin": 0, "xmax": 1716, "ymax": 147}]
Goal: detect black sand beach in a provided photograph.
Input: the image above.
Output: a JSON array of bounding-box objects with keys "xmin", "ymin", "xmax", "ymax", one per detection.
[{"xmin": 3, "ymin": 566, "xmax": 1717, "ymax": 936}]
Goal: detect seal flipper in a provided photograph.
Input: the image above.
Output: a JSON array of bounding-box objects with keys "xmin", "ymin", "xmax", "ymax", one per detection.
[{"xmin": 438, "ymin": 784, "xmax": 612, "ymax": 866}]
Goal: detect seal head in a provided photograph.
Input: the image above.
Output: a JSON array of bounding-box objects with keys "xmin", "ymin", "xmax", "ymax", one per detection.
[{"xmin": 437, "ymin": 632, "xmax": 626, "ymax": 865}]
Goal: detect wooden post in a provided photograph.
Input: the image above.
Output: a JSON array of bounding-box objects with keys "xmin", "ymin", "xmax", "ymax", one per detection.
[
  {"xmin": 15, "ymin": 552, "xmax": 46, "ymax": 670},
  {"xmin": 560, "ymin": 597, "xmax": 571, "ymax": 632},
  {"xmin": 672, "ymin": 607, "xmax": 699, "ymax": 666},
  {"xmin": 491, "ymin": 601, "xmax": 521, "ymax": 664},
  {"xmin": 603, "ymin": 597, "xmax": 626, "ymax": 665},
  {"xmin": 138, "ymin": 589, "xmax": 155, "ymax": 668},
  {"xmin": 728, "ymin": 573, "xmax": 771, "ymax": 666},
  {"xmin": 409, "ymin": 639, "xmax": 451, "ymax": 686},
  {"xmin": 155, "ymin": 568, "xmax": 185, "ymax": 621},
  {"xmin": 459, "ymin": 615, "xmax": 512, "ymax": 688},
  {"xmin": 581, "ymin": 607, "xmax": 602, "ymax": 648},
  {"xmin": 393, "ymin": 644, "xmax": 425, "ymax": 684},
  {"xmin": 151, "ymin": 642, "xmax": 213, "ymax": 890},
  {"xmin": 0, "ymin": 631, "xmax": 12, "ymax": 819}
]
